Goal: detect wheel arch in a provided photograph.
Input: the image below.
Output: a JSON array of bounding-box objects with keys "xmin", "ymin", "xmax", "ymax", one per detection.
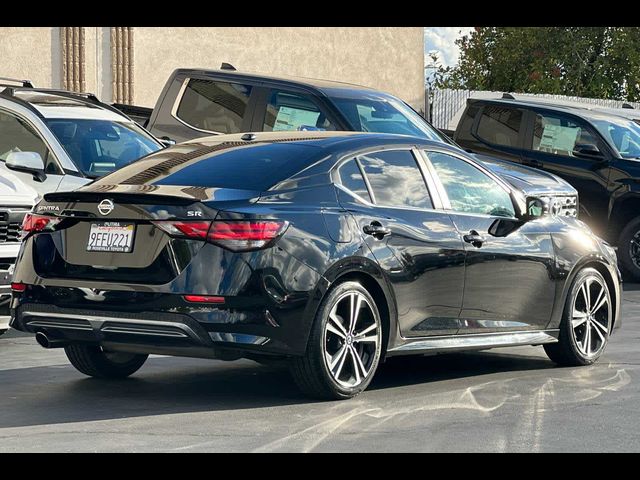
[
  {"xmin": 305, "ymin": 257, "xmax": 398, "ymax": 360},
  {"xmin": 561, "ymin": 258, "xmax": 620, "ymax": 330},
  {"xmin": 609, "ymin": 193, "xmax": 640, "ymax": 242}
]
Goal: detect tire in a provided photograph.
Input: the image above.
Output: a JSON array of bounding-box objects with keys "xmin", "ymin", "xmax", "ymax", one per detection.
[
  {"xmin": 544, "ymin": 267, "xmax": 612, "ymax": 366},
  {"xmin": 64, "ymin": 344, "xmax": 148, "ymax": 379},
  {"xmin": 290, "ymin": 281, "xmax": 383, "ymax": 400},
  {"xmin": 617, "ymin": 216, "xmax": 640, "ymax": 280}
]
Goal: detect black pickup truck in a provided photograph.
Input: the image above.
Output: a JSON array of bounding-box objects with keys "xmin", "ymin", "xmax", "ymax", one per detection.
[
  {"xmin": 113, "ymin": 65, "xmax": 578, "ymax": 225},
  {"xmin": 453, "ymin": 95, "xmax": 640, "ymax": 279}
]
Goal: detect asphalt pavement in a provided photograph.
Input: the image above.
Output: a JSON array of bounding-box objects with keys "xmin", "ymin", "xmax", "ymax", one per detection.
[{"xmin": 1, "ymin": 285, "xmax": 639, "ymax": 452}]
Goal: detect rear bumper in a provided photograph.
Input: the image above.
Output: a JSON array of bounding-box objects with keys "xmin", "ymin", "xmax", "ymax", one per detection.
[
  {"xmin": 10, "ymin": 285, "xmax": 325, "ymax": 358},
  {"xmin": 0, "ymin": 263, "xmax": 15, "ymax": 330}
]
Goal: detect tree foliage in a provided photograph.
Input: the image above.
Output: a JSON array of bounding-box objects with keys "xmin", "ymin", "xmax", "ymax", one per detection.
[{"xmin": 430, "ymin": 27, "xmax": 640, "ymax": 101}]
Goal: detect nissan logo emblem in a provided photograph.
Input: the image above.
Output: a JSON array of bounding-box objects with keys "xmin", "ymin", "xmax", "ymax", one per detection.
[{"xmin": 98, "ymin": 199, "xmax": 115, "ymax": 216}]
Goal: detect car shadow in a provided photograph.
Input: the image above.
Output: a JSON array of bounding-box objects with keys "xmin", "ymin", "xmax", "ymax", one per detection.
[{"xmin": 0, "ymin": 349, "xmax": 556, "ymax": 429}]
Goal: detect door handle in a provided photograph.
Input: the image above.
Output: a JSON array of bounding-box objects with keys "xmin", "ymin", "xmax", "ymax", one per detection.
[
  {"xmin": 363, "ymin": 222, "xmax": 391, "ymax": 239},
  {"xmin": 463, "ymin": 230, "xmax": 485, "ymax": 248}
]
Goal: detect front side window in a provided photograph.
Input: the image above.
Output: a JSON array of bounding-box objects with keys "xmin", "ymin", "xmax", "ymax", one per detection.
[
  {"xmin": 476, "ymin": 105, "xmax": 523, "ymax": 147},
  {"xmin": 0, "ymin": 110, "xmax": 60, "ymax": 173},
  {"xmin": 592, "ymin": 117, "xmax": 640, "ymax": 159},
  {"xmin": 428, "ymin": 152, "xmax": 515, "ymax": 217},
  {"xmin": 330, "ymin": 95, "xmax": 444, "ymax": 141},
  {"xmin": 46, "ymin": 119, "xmax": 162, "ymax": 177},
  {"xmin": 336, "ymin": 159, "xmax": 371, "ymax": 202},
  {"xmin": 176, "ymin": 79, "xmax": 252, "ymax": 134},
  {"xmin": 532, "ymin": 112, "xmax": 601, "ymax": 158},
  {"xmin": 358, "ymin": 150, "xmax": 432, "ymax": 209},
  {"xmin": 263, "ymin": 90, "xmax": 336, "ymax": 132}
]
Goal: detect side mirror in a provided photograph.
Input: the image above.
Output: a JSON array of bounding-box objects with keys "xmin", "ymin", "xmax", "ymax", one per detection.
[
  {"xmin": 573, "ymin": 143, "xmax": 604, "ymax": 159},
  {"xmin": 524, "ymin": 196, "xmax": 548, "ymax": 220},
  {"xmin": 5, "ymin": 151, "xmax": 46, "ymax": 182},
  {"xmin": 159, "ymin": 136, "xmax": 176, "ymax": 148}
]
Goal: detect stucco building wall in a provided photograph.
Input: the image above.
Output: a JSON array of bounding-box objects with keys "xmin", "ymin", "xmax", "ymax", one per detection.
[{"xmin": 1, "ymin": 27, "xmax": 425, "ymax": 111}]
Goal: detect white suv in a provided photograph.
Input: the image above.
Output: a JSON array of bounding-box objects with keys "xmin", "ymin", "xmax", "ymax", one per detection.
[
  {"xmin": 0, "ymin": 79, "xmax": 163, "ymax": 196},
  {"xmin": 0, "ymin": 171, "xmax": 37, "ymax": 335}
]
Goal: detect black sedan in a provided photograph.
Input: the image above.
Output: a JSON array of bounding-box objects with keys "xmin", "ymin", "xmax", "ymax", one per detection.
[{"xmin": 9, "ymin": 132, "xmax": 621, "ymax": 399}]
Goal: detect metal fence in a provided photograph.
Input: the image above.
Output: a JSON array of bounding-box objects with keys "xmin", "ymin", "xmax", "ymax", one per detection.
[{"xmin": 428, "ymin": 88, "xmax": 640, "ymax": 130}]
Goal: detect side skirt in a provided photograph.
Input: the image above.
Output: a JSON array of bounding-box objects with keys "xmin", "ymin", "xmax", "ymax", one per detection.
[{"xmin": 386, "ymin": 329, "xmax": 559, "ymax": 357}]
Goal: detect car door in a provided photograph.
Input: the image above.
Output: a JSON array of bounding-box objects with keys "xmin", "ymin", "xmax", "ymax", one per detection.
[
  {"xmin": 520, "ymin": 109, "xmax": 613, "ymax": 235},
  {"xmin": 252, "ymin": 88, "xmax": 343, "ymax": 132},
  {"xmin": 423, "ymin": 149, "xmax": 556, "ymax": 333},
  {"xmin": 152, "ymin": 75, "xmax": 258, "ymax": 143},
  {"xmin": 0, "ymin": 108, "xmax": 65, "ymax": 195},
  {"xmin": 334, "ymin": 148, "xmax": 466, "ymax": 337},
  {"xmin": 466, "ymin": 103, "xmax": 527, "ymax": 164}
]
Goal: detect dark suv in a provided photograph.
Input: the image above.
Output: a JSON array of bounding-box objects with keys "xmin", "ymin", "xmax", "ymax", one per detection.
[{"xmin": 454, "ymin": 96, "xmax": 640, "ymax": 279}]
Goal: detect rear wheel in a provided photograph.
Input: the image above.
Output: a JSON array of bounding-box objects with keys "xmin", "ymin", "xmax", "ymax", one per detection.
[
  {"xmin": 64, "ymin": 344, "xmax": 148, "ymax": 378},
  {"xmin": 617, "ymin": 216, "xmax": 640, "ymax": 280},
  {"xmin": 544, "ymin": 268, "xmax": 612, "ymax": 366},
  {"xmin": 290, "ymin": 281, "xmax": 383, "ymax": 400}
]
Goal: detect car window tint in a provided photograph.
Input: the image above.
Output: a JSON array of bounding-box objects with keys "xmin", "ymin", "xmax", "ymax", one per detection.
[
  {"xmin": 358, "ymin": 150, "xmax": 432, "ymax": 209},
  {"xmin": 428, "ymin": 152, "xmax": 515, "ymax": 217},
  {"xmin": 455, "ymin": 104, "xmax": 480, "ymax": 142},
  {"xmin": 532, "ymin": 113, "xmax": 600, "ymax": 158},
  {"xmin": 176, "ymin": 79, "xmax": 252, "ymax": 134},
  {"xmin": 0, "ymin": 109, "xmax": 59, "ymax": 173},
  {"xmin": 476, "ymin": 105, "xmax": 523, "ymax": 147},
  {"xmin": 264, "ymin": 90, "xmax": 336, "ymax": 132},
  {"xmin": 336, "ymin": 159, "xmax": 371, "ymax": 202}
]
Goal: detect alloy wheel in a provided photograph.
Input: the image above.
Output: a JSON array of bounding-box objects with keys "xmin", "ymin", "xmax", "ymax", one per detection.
[
  {"xmin": 323, "ymin": 291, "xmax": 381, "ymax": 388},
  {"xmin": 630, "ymin": 230, "xmax": 640, "ymax": 270},
  {"xmin": 571, "ymin": 274, "xmax": 611, "ymax": 358}
]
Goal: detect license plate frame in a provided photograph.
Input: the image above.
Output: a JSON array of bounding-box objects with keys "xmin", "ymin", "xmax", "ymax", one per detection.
[{"xmin": 86, "ymin": 222, "xmax": 135, "ymax": 253}]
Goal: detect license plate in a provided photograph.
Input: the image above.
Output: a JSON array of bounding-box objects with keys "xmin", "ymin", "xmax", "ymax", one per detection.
[{"xmin": 87, "ymin": 222, "xmax": 135, "ymax": 253}]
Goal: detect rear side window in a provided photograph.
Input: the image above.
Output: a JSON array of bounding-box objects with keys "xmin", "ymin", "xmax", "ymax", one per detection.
[
  {"xmin": 336, "ymin": 159, "xmax": 371, "ymax": 202},
  {"xmin": 455, "ymin": 104, "xmax": 480, "ymax": 142},
  {"xmin": 476, "ymin": 105, "xmax": 523, "ymax": 147},
  {"xmin": 358, "ymin": 150, "xmax": 432, "ymax": 209},
  {"xmin": 263, "ymin": 90, "xmax": 336, "ymax": 132},
  {"xmin": 175, "ymin": 79, "xmax": 252, "ymax": 134}
]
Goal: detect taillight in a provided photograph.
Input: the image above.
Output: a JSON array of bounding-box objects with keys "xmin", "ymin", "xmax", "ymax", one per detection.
[
  {"xmin": 153, "ymin": 220, "xmax": 288, "ymax": 252},
  {"xmin": 21, "ymin": 213, "xmax": 61, "ymax": 236},
  {"xmin": 152, "ymin": 221, "xmax": 211, "ymax": 240},
  {"xmin": 207, "ymin": 221, "xmax": 287, "ymax": 251}
]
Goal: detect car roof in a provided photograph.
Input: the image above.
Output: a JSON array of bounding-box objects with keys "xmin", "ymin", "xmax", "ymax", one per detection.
[
  {"xmin": 173, "ymin": 68, "xmax": 378, "ymax": 95},
  {"xmin": 182, "ymin": 130, "xmax": 443, "ymax": 151},
  {"xmin": 470, "ymin": 97, "xmax": 638, "ymax": 123},
  {"xmin": 0, "ymin": 88, "xmax": 133, "ymax": 122}
]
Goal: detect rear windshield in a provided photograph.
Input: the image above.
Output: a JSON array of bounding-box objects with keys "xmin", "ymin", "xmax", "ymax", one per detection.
[{"xmin": 96, "ymin": 141, "xmax": 322, "ymax": 191}]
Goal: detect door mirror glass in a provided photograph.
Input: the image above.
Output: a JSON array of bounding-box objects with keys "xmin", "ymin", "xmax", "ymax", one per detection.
[
  {"xmin": 5, "ymin": 151, "xmax": 46, "ymax": 181},
  {"xmin": 573, "ymin": 143, "xmax": 604, "ymax": 159},
  {"xmin": 525, "ymin": 196, "xmax": 547, "ymax": 219}
]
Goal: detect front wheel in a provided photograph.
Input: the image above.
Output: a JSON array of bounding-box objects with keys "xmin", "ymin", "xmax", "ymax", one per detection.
[
  {"xmin": 544, "ymin": 268, "xmax": 612, "ymax": 366},
  {"xmin": 290, "ymin": 281, "xmax": 383, "ymax": 400},
  {"xmin": 617, "ymin": 216, "xmax": 640, "ymax": 280},
  {"xmin": 64, "ymin": 344, "xmax": 148, "ymax": 378}
]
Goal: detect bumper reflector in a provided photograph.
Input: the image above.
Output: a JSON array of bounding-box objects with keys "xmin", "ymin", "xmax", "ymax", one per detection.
[
  {"xmin": 184, "ymin": 295, "xmax": 225, "ymax": 304},
  {"xmin": 11, "ymin": 282, "xmax": 27, "ymax": 292}
]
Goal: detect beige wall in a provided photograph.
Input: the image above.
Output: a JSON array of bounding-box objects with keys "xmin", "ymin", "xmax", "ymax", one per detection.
[
  {"xmin": 0, "ymin": 27, "xmax": 61, "ymax": 88},
  {"xmin": 134, "ymin": 27, "xmax": 425, "ymax": 110},
  {"xmin": 1, "ymin": 27, "xmax": 425, "ymax": 111}
]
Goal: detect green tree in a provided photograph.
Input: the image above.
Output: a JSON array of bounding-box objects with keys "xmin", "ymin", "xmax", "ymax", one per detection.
[{"xmin": 438, "ymin": 27, "xmax": 640, "ymax": 101}]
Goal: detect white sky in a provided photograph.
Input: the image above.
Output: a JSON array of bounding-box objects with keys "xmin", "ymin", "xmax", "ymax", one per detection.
[{"xmin": 424, "ymin": 27, "xmax": 474, "ymax": 67}]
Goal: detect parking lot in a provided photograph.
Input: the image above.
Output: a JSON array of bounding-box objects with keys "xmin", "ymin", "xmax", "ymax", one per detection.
[{"xmin": 0, "ymin": 285, "xmax": 636, "ymax": 452}]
